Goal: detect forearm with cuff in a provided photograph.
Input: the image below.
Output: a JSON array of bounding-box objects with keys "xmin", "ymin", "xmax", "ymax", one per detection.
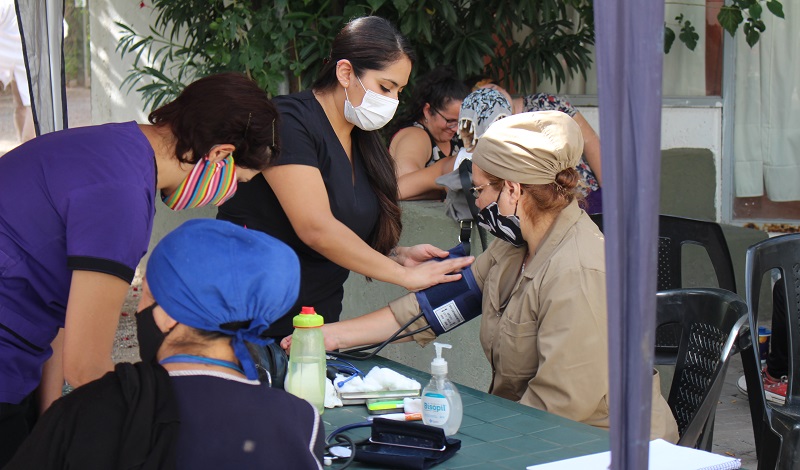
[{"xmin": 388, "ymin": 293, "xmax": 437, "ymax": 346}]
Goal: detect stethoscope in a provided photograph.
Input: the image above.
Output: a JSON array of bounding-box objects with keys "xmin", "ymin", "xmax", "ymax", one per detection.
[{"xmin": 326, "ymin": 312, "xmax": 431, "ymax": 361}]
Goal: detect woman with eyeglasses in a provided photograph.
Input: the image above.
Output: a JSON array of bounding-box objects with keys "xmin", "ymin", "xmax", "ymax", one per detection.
[
  {"xmin": 0, "ymin": 72, "xmax": 278, "ymax": 466},
  {"xmin": 218, "ymin": 18, "xmax": 473, "ymax": 341},
  {"xmin": 387, "ymin": 66, "xmax": 469, "ymax": 200},
  {"xmin": 285, "ymin": 111, "xmax": 679, "ymax": 442}
]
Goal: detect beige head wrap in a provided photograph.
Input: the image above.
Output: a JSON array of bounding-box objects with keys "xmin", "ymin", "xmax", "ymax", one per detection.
[{"xmin": 472, "ymin": 111, "xmax": 584, "ymax": 184}]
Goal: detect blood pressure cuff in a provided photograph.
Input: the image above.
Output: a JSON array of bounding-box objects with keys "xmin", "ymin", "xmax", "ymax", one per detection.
[
  {"xmin": 354, "ymin": 418, "xmax": 461, "ymax": 470},
  {"xmin": 415, "ymin": 244, "xmax": 483, "ymax": 336}
]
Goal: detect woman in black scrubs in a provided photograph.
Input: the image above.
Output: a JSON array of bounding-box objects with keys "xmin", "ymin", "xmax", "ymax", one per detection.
[{"xmin": 218, "ymin": 16, "xmax": 473, "ymax": 337}]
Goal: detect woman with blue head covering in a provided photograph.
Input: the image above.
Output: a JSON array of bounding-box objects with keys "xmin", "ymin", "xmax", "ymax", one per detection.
[{"xmin": 7, "ymin": 220, "xmax": 325, "ymax": 470}]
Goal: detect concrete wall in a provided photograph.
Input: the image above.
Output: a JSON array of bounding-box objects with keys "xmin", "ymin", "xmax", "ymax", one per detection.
[
  {"xmin": 89, "ymin": 1, "xmax": 153, "ymax": 124},
  {"xmin": 578, "ymin": 105, "xmax": 724, "ymax": 221}
]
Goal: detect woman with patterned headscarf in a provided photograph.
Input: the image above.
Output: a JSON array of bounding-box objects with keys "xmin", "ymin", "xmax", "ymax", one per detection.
[{"xmin": 458, "ymin": 84, "xmax": 604, "ymax": 213}]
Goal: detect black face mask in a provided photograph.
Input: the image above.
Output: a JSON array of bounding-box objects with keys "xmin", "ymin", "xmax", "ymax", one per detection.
[
  {"xmin": 136, "ymin": 302, "xmax": 167, "ymax": 363},
  {"xmin": 476, "ymin": 190, "xmax": 525, "ymax": 248}
]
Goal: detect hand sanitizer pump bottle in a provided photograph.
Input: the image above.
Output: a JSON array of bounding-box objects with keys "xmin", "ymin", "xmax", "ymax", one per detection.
[
  {"xmin": 421, "ymin": 342, "xmax": 463, "ymax": 436},
  {"xmin": 284, "ymin": 306, "xmax": 326, "ymax": 414}
]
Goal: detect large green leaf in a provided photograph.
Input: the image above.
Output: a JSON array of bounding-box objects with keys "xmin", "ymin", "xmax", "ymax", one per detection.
[
  {"xmin": 679, "ymin": 20, "xmax": 699, "ymax": 51},
  {"xmin": 766, "ymin": 0, "xmax": 785, "ymax": 19},
  {"xmin": 718, "ymin": 6, "xmax": 744, "ymax": 36}
]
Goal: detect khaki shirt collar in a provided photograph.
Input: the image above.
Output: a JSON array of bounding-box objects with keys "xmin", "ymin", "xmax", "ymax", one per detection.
[{"xmin": 524, "ymin": 200, "xmax": 583, "ymax": 277}]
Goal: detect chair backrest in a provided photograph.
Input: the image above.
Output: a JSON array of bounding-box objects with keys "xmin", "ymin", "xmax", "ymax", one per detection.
[
  {"xmin": 591, "ymin": 214, "xmax": 738, "ymax": 364},
  {"xmin": 745, "ymin": 233, "xmax": 800, "ymax": 407},
  {"xmin": 590, "ymin": 214, "xmax": 737, "ymax": 293},
  {"xmin": 741, "ymin": 234, "xmax": 800, "ymax": 467},
  {"xmin": 657, "ymin": 288, "xmax": 748, "ymax": 450}
]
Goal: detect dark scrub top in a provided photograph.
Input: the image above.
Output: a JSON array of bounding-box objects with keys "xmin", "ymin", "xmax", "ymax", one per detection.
[
  {"xmin": 218, "ymin": 90, "xmax": 380, "ymax": 337},
  {"xmin": 6, "ymin": 364, "xmax": 325, "ymax": 469}
]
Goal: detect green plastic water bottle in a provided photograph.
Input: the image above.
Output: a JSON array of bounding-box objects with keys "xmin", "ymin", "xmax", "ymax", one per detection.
[{"xmin": 284, "ymin": 306, "xmax": 326, "ymax": 413}]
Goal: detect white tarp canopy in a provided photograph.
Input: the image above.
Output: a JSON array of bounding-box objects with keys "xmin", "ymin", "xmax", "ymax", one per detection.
[{"xmin": 15, "ymin": 0, "xmax": 67, "ymax": 136}]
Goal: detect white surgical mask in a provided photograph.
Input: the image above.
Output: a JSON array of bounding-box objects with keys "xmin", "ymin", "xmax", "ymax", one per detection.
[{"xmin": 343, "ymin": 76, "xmax": 399, "ymax": 131}]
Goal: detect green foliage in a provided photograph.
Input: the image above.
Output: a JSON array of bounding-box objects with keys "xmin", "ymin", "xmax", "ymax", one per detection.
[
  {"xmin": 119, "ymin": 0, "xmax": 785, "ymax": 109},
  {"xmin": 665, "ymin": 0, "xmax": 783, "ymax": 53},
  {"xmin": 117, "ymin": 0, "xmax": 595, "ymax": 110}
]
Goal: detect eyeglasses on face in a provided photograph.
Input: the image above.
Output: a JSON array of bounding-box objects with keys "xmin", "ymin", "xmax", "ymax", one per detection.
[
  {"xmin": 470, "ymin": 183, "xmax": 493, "ymax": 199},
  {"xmin": 433, "ymin": 109, "xmax": 459, "ymax": 129}
]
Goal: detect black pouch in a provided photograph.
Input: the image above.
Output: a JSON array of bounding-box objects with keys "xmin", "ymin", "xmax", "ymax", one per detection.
[
  {"xmin": 354, "ymin": 418, "xmax": 461, "ymax": 470},
  {"xmin": 435, "ymin": 159, "xmax": 487, "ymax": 256},
  {"xmin": 246, "ymin": 342, "xmax": 289, "ymax": 389}
]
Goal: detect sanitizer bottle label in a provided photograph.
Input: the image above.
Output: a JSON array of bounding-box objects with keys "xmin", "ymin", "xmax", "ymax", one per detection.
[{"xmin": 422, "ymin": 392, "xmax": 450, "ymax": 425}]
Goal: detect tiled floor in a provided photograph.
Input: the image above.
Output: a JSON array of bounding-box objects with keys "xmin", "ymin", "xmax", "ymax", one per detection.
[{"xmin": 712, "ymin": 354, "xmax": 759, "ymax": 467}]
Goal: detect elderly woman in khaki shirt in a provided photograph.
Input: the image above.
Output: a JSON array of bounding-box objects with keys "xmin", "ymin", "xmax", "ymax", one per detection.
[{"xmin": 283, "ymin": 111, "xmax": 678, "ymax": 442}]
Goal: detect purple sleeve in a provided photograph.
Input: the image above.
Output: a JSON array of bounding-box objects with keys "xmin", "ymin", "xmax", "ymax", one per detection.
[{"xmin": 65, "ymin": 183, "xmax": 152, "ymax": 282}]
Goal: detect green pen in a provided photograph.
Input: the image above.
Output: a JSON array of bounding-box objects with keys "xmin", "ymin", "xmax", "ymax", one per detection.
[{"xmin": 366, "ymin": 398, "xmax": 406, "ymax": 414}]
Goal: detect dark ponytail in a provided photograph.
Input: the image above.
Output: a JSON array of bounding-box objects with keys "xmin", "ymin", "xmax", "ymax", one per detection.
[{"xmin": 313, "ymin": 16, "xmax": 415, "ymax": 255}]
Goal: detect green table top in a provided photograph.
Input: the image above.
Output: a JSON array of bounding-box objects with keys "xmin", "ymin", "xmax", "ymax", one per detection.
[{"xmin": 322, "ymin": 356, "xmax": 609, "ymax": 469}]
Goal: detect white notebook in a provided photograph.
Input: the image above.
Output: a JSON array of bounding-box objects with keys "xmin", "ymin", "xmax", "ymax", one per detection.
[{"xmin": 526, "ymin": 439, "xmax": 741, "ymax": 470}]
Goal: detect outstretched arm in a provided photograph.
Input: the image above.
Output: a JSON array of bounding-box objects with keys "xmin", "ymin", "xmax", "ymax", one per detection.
[
  {"xmin": 281, "ymin": 306, "xmax": 411, "ymax": 352},
  {"xmin": 573, "ymin": 112, "xmax": 602, "ymax": 186},
  {"xmin": 265, "ymin": 164, "xmax": 473, "ymax": 292},
  {"xmin": 397, "ymin": 157, "xmax": 454, "ymax": 200},
  {"xmin": 391, "ymin": 127, "xmax": 451, "ymax": 200}
]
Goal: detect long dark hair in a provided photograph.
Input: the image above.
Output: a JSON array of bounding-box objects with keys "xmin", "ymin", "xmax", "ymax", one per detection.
[
  {"xmin": 313, "ymin": 16, "xmax": 415, "ymax": 255},
  {"xmin": 388, "ymin": 66, "xmax": 468, "ymax": 136},
  {"xmin": 149, "ymin": 73, "xmax": 279, "ymax": 171}
]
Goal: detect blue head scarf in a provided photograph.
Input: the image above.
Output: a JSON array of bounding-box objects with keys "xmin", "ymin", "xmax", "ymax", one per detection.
[{"xmin": 146, "ymin": 219, "xmax": 300, "ymax": 380}]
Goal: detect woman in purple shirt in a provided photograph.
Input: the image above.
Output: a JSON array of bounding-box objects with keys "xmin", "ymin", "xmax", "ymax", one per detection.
[{"xmin": 0, "ymin": 72, "xmax": 279, "ymax": 465}]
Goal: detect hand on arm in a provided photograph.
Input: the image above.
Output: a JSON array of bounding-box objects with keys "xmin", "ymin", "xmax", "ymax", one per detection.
[
  {"xmin": 573, "ymin": 112, "xmax": 602, "ymax": 186},
  {"xmin": 265, "ymin": 164, "xmax": 474, "ymax": 292},
  {"xmin": 61, "ymin": 270, "xmax": 130, "ymax": 389},
  {"xmin": 390, "ymin": 244, "xmax": 450, "ymax": 267}
]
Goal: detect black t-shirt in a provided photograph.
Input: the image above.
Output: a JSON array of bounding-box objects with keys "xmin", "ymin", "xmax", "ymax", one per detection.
[
  {"xmin": 6, "ymin": 363, "xmax": 325, "ymax": 470},
  {"xmin": 171, "ymin": 374, "xmax": 325, "ymax": 470},
  {"xmin": 218, "ymin": 90, "xmax": 380, "ymax": 336}
]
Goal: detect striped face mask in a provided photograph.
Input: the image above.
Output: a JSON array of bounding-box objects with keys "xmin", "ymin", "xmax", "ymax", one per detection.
[{"xmin": 161, "ymin": 154, "xmax": 238, "ymax": 211}]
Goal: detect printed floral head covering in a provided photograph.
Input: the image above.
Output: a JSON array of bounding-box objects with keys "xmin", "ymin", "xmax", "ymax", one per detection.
[{"xmin": 458, "ymin": 88, "xmax": 513, "ymax": 151}]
